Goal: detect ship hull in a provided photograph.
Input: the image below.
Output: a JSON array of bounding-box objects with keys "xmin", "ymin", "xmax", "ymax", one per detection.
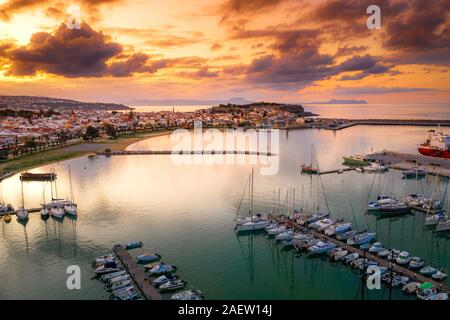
[{"xmin": 418, "ymin": 147, "xmax": 450, "ymax": 159}]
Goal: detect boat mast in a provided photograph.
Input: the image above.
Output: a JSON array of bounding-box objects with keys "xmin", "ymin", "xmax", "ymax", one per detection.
[
  {"xmin": 251, "ymin": 168, "xmax": 254, "ymax": 216},
  {"xmin": 20, "ymin": 180, "xmax": 25, "ymax": 209},
  {"xmin": 68, "ymin": 166, "xmax": 74, "ymax": 204}
]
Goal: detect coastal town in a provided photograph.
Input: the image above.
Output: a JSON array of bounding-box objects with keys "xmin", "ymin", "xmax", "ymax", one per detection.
[{"xmin": 0, "ymin": 96, "xmax": 314, "ymax": 160}]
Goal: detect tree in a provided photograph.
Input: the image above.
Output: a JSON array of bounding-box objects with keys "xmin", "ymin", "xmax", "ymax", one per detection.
[
  {"xmin": 105, "ymin": 123, "xmax": 117, "ymax": 139},
  {"xmin": 83, "ymin": 126, "xmax": 99, "ymax": 141}
]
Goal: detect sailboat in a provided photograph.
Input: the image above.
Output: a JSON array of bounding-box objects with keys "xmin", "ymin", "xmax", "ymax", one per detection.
[
  {"xmin": 16, "ymin": 181, "xmax": 29, "ymax": 223},
  {"xmin": 301, "ymin": 145, "xmax": 320, "ymax": 174},
  {"xmin": 49, "ymin": 167, "xmax": 65, "ymax": 220},
  {"xmin": 40, "ymin": 182, "xmax": 50, "ymax": 219},
  {"xmin": 0, "ymin": 182, "xmax": 13, "ymax": 214},
  {"xmin": 64, "ymin": 166, "xmax": 77, "ymax": 216},
  {"xmin": 235, "ymin": 169, "xmax": 270, "ymax": 232}
]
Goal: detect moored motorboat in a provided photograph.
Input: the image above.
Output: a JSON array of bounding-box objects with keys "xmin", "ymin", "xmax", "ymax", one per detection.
[
  {"xmin": 158, "ymin": 279, "xmax": 186, "ymax": 292},
  {"xmin": 109, "ymin": 280, "xmax": 133, "ymax": 292},
  {"xmin": 342, "ymin": 253, "xmax": 359, "ymax": 264},
  {"xmin": 94, "ymin": 265, "xmax": 122, "ymax": 276},
  {"xmin": 368, "ymin": 242, "xmax": 384, "ymax": 253},
  {"xmin": 307, "ymin": 241, "xmax": 337, "ymax": 255},
  {"xmin": 108, "ymin": 274, "xmax": 130, "ymax": 285},
  {"xmin": 333, "ymin": 249, "xmax": 349, "ymax": 262},
  {"xmin": 420, "ymin": 266, "xmax": 438, "ymax": 277},
  {"xmin": 377, "ymin": 249, "xmax": 390, "ymax": 258},
  {"xmin": 137, "ymin": 253, "xmax": 161, "ymax": 263},
  {"xmin": 436, "ymin": 219, "xmax": 450, "ymax": 232},
  {"xmin": 343, "ymin": 155, "xmax": 368, "ymax": 166},
  {"xmin": 152, "ymin": 274, "xmax": 178, "ymax": 287},
  {"xmin": 100, "ymin": 270, "xmax": 125, "ymax": 282},
  {"xmin": 125, "ymin": 241, "xmax": 143, "ymax": 250},
  {"xmin": 395, "ymin": 251, "xmax": 412, "ymax": 265},
  {"xmin": 402, "ymin": 282, "xmax": 420, "ymax": 295},
  {"xmin": 431, "ymin": 270, "xmax": 448, "ymax": 281},
  {"xmin": 408, "ymin": 257, "xmax": 425, "ymax": 270},
  {"xmin": 148, "ymin": 263, "xmax": 177, "ymax": 276},
  {"xmin": 171, "ymin": 290, "xmax": 204, "ymax": 300},
  {"xmin": 347, "ymin": 232, "xmax": 376, "ymax": 246},
  {"xmin": 363, "ymin": 162, "xmax": 388, "ymax": 172}
]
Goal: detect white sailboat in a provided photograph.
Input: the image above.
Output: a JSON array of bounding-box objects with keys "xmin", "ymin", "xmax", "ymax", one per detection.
[
  {"xmin": 40, "ymin": 182, "xmax": 50, "ymax": 219},
  {"xmin": 235, "ymin": 169, "xmax": 270, "ymax": 232},
  {"xmin": 16, "ymin": 181, "xmax": 29, "ymax": 222},
  {"xmin": 64, "ymin": 166, "xmax": 77, "ymax": 216}
]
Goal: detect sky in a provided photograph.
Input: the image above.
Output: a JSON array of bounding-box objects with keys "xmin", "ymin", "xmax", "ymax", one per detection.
[{"xmin": 0, "ymin": 0, "xmax": 449, "ymax": 104}]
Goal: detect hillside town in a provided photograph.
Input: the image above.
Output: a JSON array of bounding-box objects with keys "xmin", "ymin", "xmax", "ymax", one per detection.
[{"xmin": 0, "ymin": 98, "xmax": 314, "ymax": 159}]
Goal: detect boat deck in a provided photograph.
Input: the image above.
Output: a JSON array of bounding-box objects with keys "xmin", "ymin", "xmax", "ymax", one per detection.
[
  {"xmin": 113, "ymin": 245, "xmax": 162, "ymax": 300},
  {"xmin": 306, "ymin": 229, "xmax": 450, "ymax": 294}
]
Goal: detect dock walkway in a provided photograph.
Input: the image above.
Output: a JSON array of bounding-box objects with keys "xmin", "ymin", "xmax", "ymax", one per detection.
[
  {"xmin": 113, "ymin": 245, "xmax": 162, "ymax": 300},
  {"xmin": 97, "ymin": 150, "xmax": 275, "ymax": 156},
  {"xmin": 306, "ymin": 229, "xmax": 450, "ymax": 294}
]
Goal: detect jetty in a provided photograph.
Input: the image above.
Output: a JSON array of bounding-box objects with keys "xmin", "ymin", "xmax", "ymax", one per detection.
[
  {"xmin": 20, "ymin": 172, "xmax": 57, "ymax": 182},
  {"xmin": 318, "ymin": 168, "xmax": 356, "ymax": 175},
  {"xmin": 320, "ymin": 119, "xmax": 450, "ymax": 131},
  {"xmin": 112, "ymin": 244, "xmax": 162, "ymax": 300},
  {"xmin": 305, "ymin": 229, "xmax": 450, "ymax": 295},
  {"xmin": 97, "ymin": 150, "xmax": 275, "ymax": 156},
  {"xmin": 367, "ymin": 150, "xmax": 450, "ymax": 178},
  {"xmin": 0, "ymin": 207, "xmax": 42, "ymax": 216}
]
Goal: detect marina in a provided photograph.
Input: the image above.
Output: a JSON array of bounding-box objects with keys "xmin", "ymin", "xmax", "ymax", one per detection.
[{"xmin": 1, "ymin": 125, "xmax": 449, "ymax": 300}]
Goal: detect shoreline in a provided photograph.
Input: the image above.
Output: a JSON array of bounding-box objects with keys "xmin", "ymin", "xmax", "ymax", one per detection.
[{"xmin": 0, "ymin": 130, "xmax": 172, "ymax": 181}]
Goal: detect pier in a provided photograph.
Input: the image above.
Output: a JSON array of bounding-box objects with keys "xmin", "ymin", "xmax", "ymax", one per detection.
[
  {"xmin": 367, "ymin": 150, "xmax": 450, "ymax": 178},
  {"xmin": 320, "ymin": 119, "xmax": 450, "ymax": 131},
  {"xmin": 97, "ymin": 150, "xmax": 275, "ymax": 156},
  {"xmin": 112, "ymin": 244, "xmax": 162, "ymax": 300},
  {"xmin": 318, "ymin": 168, "xmax": 356, "ymax": 175},
  {"xmin": 305, "ymin": 229, "xmax": 450, "ymax": 294},
  {"xmin": 0, "ymin": 207, "xmax": 42, "ymax": 216},
  {"xmin": 20, "ymin": 172, "xmax": 57, "ymax": 182}
]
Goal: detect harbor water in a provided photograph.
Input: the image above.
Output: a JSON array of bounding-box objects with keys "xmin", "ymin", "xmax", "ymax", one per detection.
[{"xmin": 0, "ymin": 125, "xmax": 449, "ymax": 299}]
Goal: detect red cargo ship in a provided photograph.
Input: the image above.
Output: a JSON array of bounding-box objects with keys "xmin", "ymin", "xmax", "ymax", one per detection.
[{"xmin": 418, "ymin": 130, "xmax": 450, "ymax": 159}]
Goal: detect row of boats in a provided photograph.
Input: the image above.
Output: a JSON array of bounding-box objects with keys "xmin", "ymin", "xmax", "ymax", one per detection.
[
  {"xmin": 237, "ymin": 212, "xmax": 448, "ymax": 300},
  {"xmin": 92, "ymin": 242, "xmax": 204, "ymax": 300}
]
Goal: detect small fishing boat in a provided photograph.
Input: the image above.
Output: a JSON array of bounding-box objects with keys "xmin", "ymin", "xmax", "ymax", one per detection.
[
  {"xmin": 333, "ymin": 249, "xmax": 349, "ymax": 262},
  {"xmin": 100, "ymin": 270, "xmax": 126, "ymax": 282},
  {"xmin": 171, "ymin": 290, "xmax": 204, "ymax": 300},
  {"xmin": 342, "ymin": 253, "xmax": 360, "ymax": 264},
  {"xmin": 425, "ymin": 293, "xmax": 449, "ymax": 300},
  {"xmin": 431, "ymin": 270, "xmax": 448, "ymax": 281},
  {"xmin": 360, "ymin": 243, "xmax": 370, "ymax": 251},
  {"xmin": 108, "ymin": 274, "xmax": 130, "ymax": 285},
  {"xmin": 152, "ymin": 274, "xmax": 178, "ymax": 287},
  {"xmin": 308, "ymin": 241, "xmax": 337, "ymax": 255},
  {"xmin": 275, "ymin": 230, "xmax": 293, "ymax": 241},
  {"xmin": 3, "ymin": 212, "xmax": 11, "ymax": 223},
  {"xmin": 402, "ymin": 282, "xmax": 420, "ymax": 295},
  {"xmin": 137, "ymin": 253, "xmax": 161, "ymax": 263},
  {"xmin": 347, "ymin": 232, "xmax": 376, "ymax": 246},
  {"xmin": 343, "ymin": 155, "xmax": 368, "ymax": 166},
  {"xmin": 115, "ymin": 288, "xmax": 140, "ymax": 300},
  {"xmin": 396, "ymin": 251, "xmax": 412, "ymax": 265},
  {"xmin": 419, "ymin": 266, "xmax": 438, "ymax": 277},
  {"xmin": 408, "ymin": 257, "xmax": 425, "ymax": 270},
  {"xmin": 425, "ymin": 211, "xmax": 446, "ymax": 226},
  {"xmin": 94, "ymin": 266, "xmax": 122, "ymax": 276},
  {"xmin": 436, "ymin": 219, "xmax": 450, "ymax": 232},
  {"xmin": 416, "ymin": 283, "xmax": 438, "ymax": 300},
  {"xmin": 386, "ymin": 249, "xmax": 401, "ymax": 261},
  {"xmin": 301, "ymin": 166, "xmax": 319, "ymax": 174},
  {"xmin": 336, "ymin": 230, "xmax": 358, "ymax": 241},
  {"xmin": 368, "ymin": 242, "xmax": 384, "ymax": 253},
  {"xmin": 125, "ymin": 241, "xmax": 143, "ymax": 250},
  {"xmin": 377, "ymin": 249, "xmax": 390, "ymax": 258},
  {"xmin": 148, "ymin": 263, "xmax": 177, "ymax": 276},
  {"xmin": 402, "ymin": 167, "xmax": 426, "ymax": 179},
  {"xmin": 94, "ymin": 253, "xmax": 115, "ymax": 265},
  {"xmin": 158, "ymin": 279, "xmax": 186, "ymax": 292},
  {"xmin": 363, "ymin": 162, "xmax": 388, "ymax": 172},
  {"xmin": 109, "ymin": 280, "xmax": 133, "ymax": 292}
]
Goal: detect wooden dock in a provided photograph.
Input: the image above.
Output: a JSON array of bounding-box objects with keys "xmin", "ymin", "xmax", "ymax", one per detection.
[
  {"xmin": 306, "ymin": 229, "xmax": 450, "ymax": 294},
  {"xmin": 0, "ymin": 207, "xmax": 42, "ymax": 216},
  {"xmin": 322, "ymin": 119, "xmax": 450, "ymax": 131},
  {"xmin": 20, "ymin": 172, "xmax": 57, "ymax": 182},
  {"xmin": 97, "ymin": 150, "xmax": 275, "ymax": 156},
  {"xmin": 318, "ymin": 168, "xmax": 356, "ymax": 175},
  {"xmin": 113, "ymin": 244, "xmax": 162, "ymax": 300}
]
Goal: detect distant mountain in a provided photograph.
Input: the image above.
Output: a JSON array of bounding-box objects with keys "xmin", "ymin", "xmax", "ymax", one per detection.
[
  {"xmin": 0, "ymin": 95, "xmax": 130, "ymax": 110},
  {"xmin": 125, "ymin": 97, "xmax": 254, "ymax": 106},
  {"xmin": 308, "ymin": 99, "xmax": 368, "ymax": 105}
]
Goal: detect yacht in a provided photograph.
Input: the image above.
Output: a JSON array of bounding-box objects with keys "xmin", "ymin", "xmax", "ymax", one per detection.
[
  {"xmin": 347, "ymin": 232, "xmax": 376, "ymax": 246},
  {"xmin": 307, "ymin": 241, "xmax": 337, "ymax": 255},
  {"xmin": 408, "ymin": 257, "xmax": 425, "ymax": 270},
  {"xmin": 368, "ymin": 242, "xmax": 384, "ymax": 253},
  {"xmin": 436, "ymin": 218, "xmax": 450, "ymax": 232}
]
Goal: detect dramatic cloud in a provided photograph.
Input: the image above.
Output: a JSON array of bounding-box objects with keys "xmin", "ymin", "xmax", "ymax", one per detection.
[
  {"xmin": 220, "ymin": 0, "xmax": 287, "ymax": 22},
  {"xmin": 334, "ymin": 86, "xmax": 436, "ymax": 95}
]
